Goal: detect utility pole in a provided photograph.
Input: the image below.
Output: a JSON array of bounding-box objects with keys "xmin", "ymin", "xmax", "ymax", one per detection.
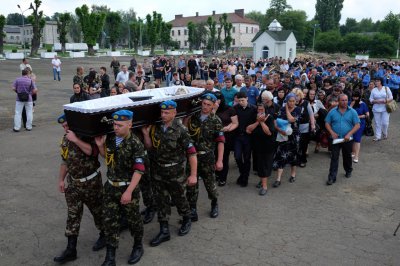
[
  {"xmin": 312, "ymin": 24, "xmax": 319, "ymax": 54},
  {"xmin": 17, "ymin": 3, "xmax": 33, "ymax": 57}
]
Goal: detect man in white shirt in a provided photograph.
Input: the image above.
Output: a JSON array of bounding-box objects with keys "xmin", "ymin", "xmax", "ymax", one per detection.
[
  {"xmin": 116, "ymin": 65, "xmax": 130, "ymax": 85},
  {"xmin": 19, "ymin": 58, "xmax": 32, "ymax": 72},
  {"xmin": 52, "ymin": 55, "xmax": 62, "ymax": 81}
]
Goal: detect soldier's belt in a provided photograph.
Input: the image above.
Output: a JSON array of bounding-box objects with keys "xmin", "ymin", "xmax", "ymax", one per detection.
[
  {"xmin": 108, "ymin": 179, "xmax": 131, "ymax": 187},
  {"xmin": 71, "ymin": 169, "xmax": 100, "ymax": 183}
]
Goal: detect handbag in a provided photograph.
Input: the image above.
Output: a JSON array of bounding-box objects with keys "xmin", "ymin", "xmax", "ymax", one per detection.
[
  {"xmin": 385, "ymin": 87, "xmax": 398, "ymax": 113},
  {"xmin": 17, "ymin": 80, "xmax": 32, "ymax": 102}
]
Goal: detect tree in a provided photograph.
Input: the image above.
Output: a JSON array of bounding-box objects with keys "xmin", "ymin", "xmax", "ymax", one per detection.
[
  {"xmin": 28, "ymin": 0, "xmax": 45, "ymax": 56},
  {"xmin": 219, "ymin": 13, "xmax": 233, "ymax": 52},
  {"xmin": 105, "ymin": 12, "xmax": 122, "ymax": 51},
  {"xmin": 379, "ymin": 12, "xmax": 400, "ymax": 41},
  {"xmin": 75, "ymin": 4, "xmax": 106, "ymax": 55},
  {"xmin": 267, "ymin": 0, "xmax": 292, "ymax": 20},
  {"xmin": 6, "ymin": 13, "xmax": 25, "ymax": 25},
  {"xmin": 0, "ymin": 15, "xmax": 5, "ymax": 54},
  {"xmin": 57, "ymin": 13, "xmax": 71, "ymax": 53},
  {"xmin": 187, "ymin": 21, "xmax": 208, "ymax": 50},
  {"xmin": 369, "ymin": 33, "xmax": 396, "ymax": 57},
  {"xmin": 118, "ymin": 9, "xmax": 137, "ymax": 49},
  {"xmin": 246, "ymin": 11, "xmax": 268, "ymax": 31},
  {"xmin": 303, "ymin": 20, "xmax": 320, "ymax": 50},
  {"xmin": 315, "ymin": 30, "xmax": 342, "ymax": 53},
  {"xmin": 160, "ymin": 22, "xmax": 172, "ymax": 52},
  {"xmin": 69, "ymin": 15, "xmax": 82, "ymax": 42},
  {"xmin": 207, "ymin": 16, "xmax": 217, "ymax": 52},
  {"xmin": 130, "ymin": 18, "xmax": 143, "ymax": 52},
  {"xmin": 358, "ymin": 18, "xmax": 375, "ymax": 32},
  {"xmin": 341, "ymin": 33, "xmax": 370, "ymax": 54},
  {"xmin": 279, "ymin": 10, "xmax": 307, "ymax": 45},
  {"xmin": 315, "ymin": 0, "xmax": 344, "ymax": 32},
  {"xmin": 146, "ymin": 11, "xmax": 162, "ymax": 55},
  {"xmin": 340, "ymin": 18, "xmax": 358, "ymax": 35}
]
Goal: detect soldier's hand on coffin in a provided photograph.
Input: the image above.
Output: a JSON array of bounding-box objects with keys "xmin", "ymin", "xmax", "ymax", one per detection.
[
  {"xmin": 66, "ymin": 130, "xmax": 78, "ymax": 143},
  {"xmin": 95, "ymin": 135, "xmax": 106, "ymax": 147},
  {"xmin": 187, "ymin": 175, "xmax": 197, "ymax": 187},
  {"xmin": 141, "ymin": 125, "xmax": 151, "ymax": 136},
  {"xmin": 120, "ymin": 190, "xmax": 132, "ymax": 205}
]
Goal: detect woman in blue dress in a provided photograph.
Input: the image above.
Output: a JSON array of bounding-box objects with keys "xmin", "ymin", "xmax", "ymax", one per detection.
[{"xmin": 350, "ymin": 89, "xmax": 369, "ymax": 163}]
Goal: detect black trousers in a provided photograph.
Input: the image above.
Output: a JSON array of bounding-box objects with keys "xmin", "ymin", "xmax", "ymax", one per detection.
[
  {"xmin": 328, "ymin": 140, "xmax": 353, "ymax": 181},
  {"xmin": 298, "ymin": 132, "xmax": 311, "ymax": 164}
]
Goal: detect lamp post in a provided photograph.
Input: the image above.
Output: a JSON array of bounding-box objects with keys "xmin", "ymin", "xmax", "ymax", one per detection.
[
  {"xmin": 17, "ymin": 3, "xmax": 33, "ymax": 57},
  {"xmin": 397, "ymin": 26, "xmax": 400, "ymax": 59},
  {"xmin": 312, "ymin": 24, "xmax": 319, "ymax": 54},
  {"xmin": 128, "ymin": 17, "xmax": 131, "ymax": 51}
]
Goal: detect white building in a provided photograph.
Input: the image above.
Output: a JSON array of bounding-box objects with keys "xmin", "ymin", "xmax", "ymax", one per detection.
[
  {"xmin": 4, "ymin": 26, "xmax": 21, "ymax": 44},
  {"xmin": 21, "ymin": 21, "xmax": 60, "ymax": 46},
  {"xmin": 169, "ymin": 9, "xmax": 259, "ymax": 49},
  {"xmin": 252, "ymin": 19, "xmax": 297, "ymax": 60}
]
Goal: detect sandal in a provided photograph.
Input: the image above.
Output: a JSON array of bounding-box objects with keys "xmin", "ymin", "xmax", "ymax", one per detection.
[
  {"xmin": 372, "ymin": 138, "xmax": 381, "ymax": 141},
  {"xmin": 289, "ymin": 176, "xmax": 296, "ymax": 183},
  {"xmin": 353, "ymin": 158, "xmax": 358, "ymax": 163}
]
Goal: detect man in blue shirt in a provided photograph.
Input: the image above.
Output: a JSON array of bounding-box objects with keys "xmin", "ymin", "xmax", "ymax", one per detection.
[
  {"xmin": 385, "ymin": 67, "xmax": 400, "ymax": 102},
  {"xmin": 240, "ymin": 76, "xmax": 259, "ymax": 105},
  {"xmin": 220, "ymin": 77, "xmax": 237, "ymax": 106},
  {"xmin": 325, "ymin": 94, "xmax": 360, "ymax": 185}
]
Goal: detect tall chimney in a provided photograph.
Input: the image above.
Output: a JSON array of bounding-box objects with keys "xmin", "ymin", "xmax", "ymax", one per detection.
[
  {"xmin": 196, "ymin": 12, "xmax": 199, "ymax": 17},
  {"xmin": 234, "ymin": 9, "xmax": 244, "ymax": 18},
  {"xmin": 212, "ymin": 11, "xmax": 216, "ymax": 15}
]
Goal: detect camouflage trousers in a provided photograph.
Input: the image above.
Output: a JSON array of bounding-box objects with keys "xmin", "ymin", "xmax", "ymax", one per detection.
[
  {"xmin": 103, "ymin": 182, "xmax": 143, "ymax": 248},
  {"xmin": 64, "ymin": 174, "xmax": 103, "ymax": 236},
  {"xmin": 152, "ymin": 162, "xmax": 190, "ymax": 222},
  {"xmin": 139, "ymin": 158, "xmax": 156, "ymax": 209},
  {"xmin": 186, "ymin": 155, "xmax": 218, "ymax": 206}
]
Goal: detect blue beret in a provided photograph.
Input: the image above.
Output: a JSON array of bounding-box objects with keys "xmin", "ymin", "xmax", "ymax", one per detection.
[
  {"xmin": 112, "ymin": 110, "xmax": 134, "ymax": 121},
  {"xmin": 57, "ymin": 114, "xmax": 66, "ymax": 124},
  {"xmin": 160, "ymin": 100, "xmax": 177, "ymax": 110},
  {"xmin": 201, "ymin": 93, "xmax": 217, "ymax": 103}
]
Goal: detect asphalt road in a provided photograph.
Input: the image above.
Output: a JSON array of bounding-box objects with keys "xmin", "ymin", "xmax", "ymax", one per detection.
[{"xmin": 0, "ymin": 56, "xmax": 399, "ymax": 266}]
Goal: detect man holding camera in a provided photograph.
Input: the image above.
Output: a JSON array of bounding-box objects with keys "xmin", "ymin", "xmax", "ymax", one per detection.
[{"xmin": 125, "ymin": 72, "xmax": 145, "ymax": 92}]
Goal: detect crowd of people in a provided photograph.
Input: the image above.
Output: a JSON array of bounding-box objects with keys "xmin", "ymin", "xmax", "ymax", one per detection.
[{"xmin": 12, "ymin": 54, "xmax": 398, "ymax": 265}]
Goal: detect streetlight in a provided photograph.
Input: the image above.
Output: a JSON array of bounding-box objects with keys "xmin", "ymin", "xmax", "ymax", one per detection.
[
  {"xmin": 128, "ymin": 17, "xmax": 131, "ymax": 51},
  {"xmin": 312, "ymin": 24, "xmax": 319, "ymax": 54},
  {"xmin": 17, "ymin": 3, "xmax": 33, "ymax": 57},
  {"xmin": 397, "ymin": 26, "xmax": 400, "ymax": 59}
]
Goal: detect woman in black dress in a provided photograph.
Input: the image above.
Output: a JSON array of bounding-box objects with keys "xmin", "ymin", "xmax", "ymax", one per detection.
[
  {"xmin": 246, "ymin": 103, "xmax": 275, "ymax": 195},
  {"xmin": 214, "ymin": 92, "xmax": 239, "ymax": 186},
  {"xmin": 272, "ymin": 93, "xmax": 301, "ymax": 187}
]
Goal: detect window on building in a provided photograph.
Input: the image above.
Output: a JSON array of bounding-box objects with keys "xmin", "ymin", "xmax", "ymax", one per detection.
[
  {"xmin": 289, "ymin": 48, "xmax": 293, "ymax": 59},
  {"xmin": 16, "ymin": 36, "xmax": 20, "ymax": 40},
  {"xmin": 178, "ymin": 41, "xmax": 181, "ymax": 47},
  {"xmin": 184, "ymin": 40, "xmax": 188, "ymax": 47},
  {"xmin": 246, "ymin": 27, "xmax": 248, "ymax": 33},
  {"xmin": 232, "ymin": 39, "xmax": 235, "ymax": 45},
  {"xmin": 251, "ymin": 27, "xmax": 253, "ymax": 34},
  {"xmin": 30, "ymin": 30, "xmax": 33, "ymax": 34},
  {"xmin": 262, "ymin": 46, "xmax": 269, "ymax": 59},
  {"xmin": 232, "ymin": 27, "xmax": 235, "ymax": 33},
  {"xmin": 10, "ymin": 36, "xmax": 14, "ymax": 40},
  {"xmin": 184, "ymin": 29, "xmax": 188, "ymax": 35},
  {"xmin": 178, "ymin": 30, "xmax": 181, "ymax": 36},
  {"xmin": 172, "ymin": 30, "xmax": 174, "ymax": 36}
]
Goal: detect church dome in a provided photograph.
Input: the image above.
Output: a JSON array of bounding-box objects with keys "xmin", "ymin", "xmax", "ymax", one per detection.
[{"xmin": 268, "ymin": 19, "xmax": 282, "ymax": 31}]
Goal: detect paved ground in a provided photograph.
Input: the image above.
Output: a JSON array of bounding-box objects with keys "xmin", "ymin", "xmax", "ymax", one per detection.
[{"xmin": 0, "ymin": 57, "xmax": 399, "ymax": 266}]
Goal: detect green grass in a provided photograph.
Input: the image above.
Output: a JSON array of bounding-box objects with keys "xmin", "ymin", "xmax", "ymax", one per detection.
[{"xmin": 3, "ymin": 44, "xmax": 20, "ymax": 51}]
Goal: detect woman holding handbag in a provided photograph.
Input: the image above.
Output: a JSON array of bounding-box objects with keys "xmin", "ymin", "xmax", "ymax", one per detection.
[{"xmin": 369, "ymin": 77, "xmax": 393, "ymax": 141}]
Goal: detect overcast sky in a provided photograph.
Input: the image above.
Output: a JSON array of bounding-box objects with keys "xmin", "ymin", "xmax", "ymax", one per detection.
[{"xmin": 6, "ymin": 0, "xmax": 400, "ymax": 24}]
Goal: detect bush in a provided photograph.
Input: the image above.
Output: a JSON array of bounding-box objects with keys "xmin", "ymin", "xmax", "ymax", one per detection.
[
  {"xmin": 47, "ymin": 48, "xmax": 52, "ymax": 52},
  {"xmin": 12, "ymin": 49, "xmax": 17, "ymax": 53}
]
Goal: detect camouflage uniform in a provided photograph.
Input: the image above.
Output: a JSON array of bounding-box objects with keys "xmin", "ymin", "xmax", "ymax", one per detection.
[
  {"xmin": 103, "ymin": 132, "xmax": 146, "ymax": 247},
  {"xmin": 186, "ymin": 112, "xmax": 225, "ymax": 205},
  {"xmin": 149, "ymin": 119, "xmax": 196, "ymax": 222},
  {"xmin": 61, "ymin": 135, "xmax": 103, "ymax": 236}
]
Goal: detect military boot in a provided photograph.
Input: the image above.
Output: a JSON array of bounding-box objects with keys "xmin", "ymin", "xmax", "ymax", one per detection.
[
  {"xmin": 150, "ymin": 222, "xmax": 170, "ymax": 247},
  {"xmin": 92, "ymin": 231, "xmax": 107, "ymax": 251},
  {"xmin": 178, "ymin": 216, "xmax": 192, "ymax": 236},
  {"xmin": 128, "ymin": 242, "xmax": 144, "ymax": 265},
  {"xmin": 210, "ymin": 199, "xmax": 219, "ymax": 218},
  {"xmin": 54, "ymin": 235, "xmax": 77, "ymax": 263},
  {"xmin": 190, "ymin": 204, "xmax": 198, "ymax": 222},
  {"xmin": 142, "ymin": 207, "xmax": 156, "ymax": 224},
  {"xmin": 101, "ymin": 245, "xmax": 116, "ymax": 266}
]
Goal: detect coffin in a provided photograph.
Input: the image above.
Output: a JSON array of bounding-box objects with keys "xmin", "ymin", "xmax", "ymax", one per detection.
[{"xmin": 64, "ymin": 86, "xmax": 205, "ymax": 137}]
